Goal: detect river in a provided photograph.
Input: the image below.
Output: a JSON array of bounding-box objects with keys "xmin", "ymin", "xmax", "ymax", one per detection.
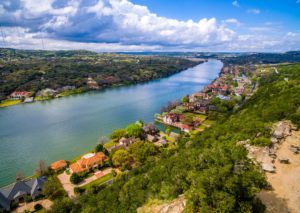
[{"xmin": 0, "ymin": 59, "xmax": 223, "ymax": 187}]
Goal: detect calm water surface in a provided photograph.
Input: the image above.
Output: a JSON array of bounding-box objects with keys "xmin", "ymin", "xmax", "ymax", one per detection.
[{"xmin": 0, "ymin": 59, "xmax": 222, "ymax": 187}]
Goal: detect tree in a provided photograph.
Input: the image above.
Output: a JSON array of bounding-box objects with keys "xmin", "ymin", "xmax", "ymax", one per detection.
[
  {"xmin": 48, "ymin": 198, "xmax": 74, "ymax": 213},
  {"xmin": 110, "ymin": 129, "xmax": 127, "ymax": 141},
  {"xmin": 112, "ymin": 149, "xmax": 132, "ymax": 168},
  {"xmin": 165, "ymin": 127, "xmax": 171, "ymax": 135},
  {"xmin": 95, "ymin": 143, "xmax": 109, "ymax": 155},
  {"xmin": 126, "ymin": 124, "xmax": 144, "ymax": 138},
  {"xmin": 35, "ymin": 160, "xmax": 47, "ymax": 177},
  {"xmin": 70, "ymin": 173, "xmax": 82, "ymax": 184},
  {"xmin": 129, "ymin": 142, "xmax": 158, "ymax": 164},
  {"xmin": 34, "ymin": 204, "xmax": 43, "ymax": 211},
  {"xmin": 182, "ymin": 95, "xmax": 189, "ymax": 103},
  {"xmin": 43, "ymin": 177, "xmax": 66, "ymax": 200}
]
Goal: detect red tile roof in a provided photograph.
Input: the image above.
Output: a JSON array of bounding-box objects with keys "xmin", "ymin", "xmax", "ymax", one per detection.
[{"xmin": 51, "ymin": 160, "xmax": 67, "ymax": 171}]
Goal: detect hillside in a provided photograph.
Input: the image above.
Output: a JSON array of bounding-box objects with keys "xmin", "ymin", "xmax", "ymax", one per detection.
[
  {"xmin": 46, "ymin": 63, "xmax": 300, "ymax": 212},
  {"xmin": 0, "ymin": 48, "xmax": 199, "ymax": 101}
]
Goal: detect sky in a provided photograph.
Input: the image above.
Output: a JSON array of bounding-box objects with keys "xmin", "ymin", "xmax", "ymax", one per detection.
[{"xmin": 0, "ymin": 0, "xmax": 299, "ymax": 52}]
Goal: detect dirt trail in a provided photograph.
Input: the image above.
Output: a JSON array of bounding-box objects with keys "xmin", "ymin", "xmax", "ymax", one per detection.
[{"xmin": 257, "ymin": 130, "xmax": 300, "ymax": 213}]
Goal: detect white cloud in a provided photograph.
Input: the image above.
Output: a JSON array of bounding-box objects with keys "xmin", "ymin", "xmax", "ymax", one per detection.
[
  {"xmin": 249, "ymin": 27, "xmax": 272, "ymax": 32},
  {"xmin": 0, "ymin": 0, "xmax": 299, "ymax": 52},
  {"xmin": 232, "ymin": 1, "xmax": 240, "ymax": 7},
  {"xmin": 223, "ymin": 19, "xmax": 241, "ymax": 27},
  {"xmin": 0, "ymin": 0, "xmax": 235, "ymax": 48},
  {"xmin": 286, "ymin": 32, "xmax": 298, "ymax": 37},
  {"xmin": 247, "ymin": 9, "xmax": 261, "ymax": 15}
]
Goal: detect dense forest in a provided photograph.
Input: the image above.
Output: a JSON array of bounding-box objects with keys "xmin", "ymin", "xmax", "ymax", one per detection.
[
  {"xmin": 0, "ymin": 48, "xmax": 199, "ymax": 101},
  {"xmin": 220, "ymin": 51, "xmax": 300, "ymax": 65},
  {"xmin": 47, "ymin": 63, "xmax": 300, "ymax": 212}
]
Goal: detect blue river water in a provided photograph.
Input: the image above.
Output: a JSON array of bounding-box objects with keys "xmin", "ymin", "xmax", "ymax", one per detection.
[{"xmin": 0, "ymin": 59, "xmax": 222, "ymax": 187}]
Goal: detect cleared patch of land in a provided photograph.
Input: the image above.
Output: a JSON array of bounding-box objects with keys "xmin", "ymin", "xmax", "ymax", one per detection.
[{"xmin": 258, "ymin": 130, "xmax": 300, "ymax": 213}]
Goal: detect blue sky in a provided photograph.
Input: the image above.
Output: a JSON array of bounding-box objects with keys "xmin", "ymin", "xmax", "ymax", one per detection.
[{"xmin": 0, "ymin": 0, "xmax": 299, "ymax": 52}]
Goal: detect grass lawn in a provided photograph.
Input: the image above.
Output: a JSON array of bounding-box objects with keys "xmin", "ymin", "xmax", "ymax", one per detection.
[
  {"xmin": 202, "ymin": 119, "xmax": 214, "ymax": 126},
  {"xmin": 104, "ymin": 140, "xmax": 117, "ymax": 149},
  {"xmin": 0, "ymin": 99, "xmax": 21, "ymax": 107},
  {"xmin": 183, "ymin": 112, "xmax": 207, "ymax": 122},
  {"xmin": 58, "ymin": 88, "xmax": 85, "ymax": 97},
  {"xmin": 80, "ymin": 173, "xmax": 114, "ymax": 190},
  {"xmin": 35, "ymin": 96, "xmax": 53, "ymax": 101}
]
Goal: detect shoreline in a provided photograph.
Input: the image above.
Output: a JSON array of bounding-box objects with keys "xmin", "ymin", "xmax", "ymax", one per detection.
[
  {"xmin": 0, "ymin": 59, "xmax": 216, "ymax": 188},
  {"xmin": 0, "ymin": 60, "xmax": 204, "ymax": 109}
]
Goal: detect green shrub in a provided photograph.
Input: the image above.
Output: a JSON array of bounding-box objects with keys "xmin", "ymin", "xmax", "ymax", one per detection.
[
  {"xmin": 251, "ymin": 137, "xmax": 272, "ymax": 146},
  {"xmin": 70, "ymin": 173, "xmax": 83, "ymax": 184},
  {"xmin": 34, "ymin": 203, "xmax": 43, "ymax": 211}
]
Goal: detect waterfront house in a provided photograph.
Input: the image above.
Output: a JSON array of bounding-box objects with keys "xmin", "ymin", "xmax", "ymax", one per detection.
[
  {"xmin": 70, "ymin": 152, "xmax": 108, "ymax": 174},
  {"xmin": 143, "ymin": 123, "xmax": 159, "ymax": 135},
  {"xmin": 147, "ymin": 134, "xmax": 158, "ymax": 142},
  {"xmin": 36, "ymin": 88, "xmax": 57, "ymax": 97},
  {"xmin": 23, "ymin": 97, "xmax": 34, "ymax": 103},
  {"xmin": 0, "ymin": 177, "xmax": 47, "ymax": 212},
  {"xmin": 51, "ymin": 160, "xmax": 67, "ymax": 172},
  {"xmin": 179, "ymin": 124, "xmax": 192, "ymax": 133},
  {"xmin": 163, "ymin": 113, "xmax": 181, "ymax": 125},
  {"xmin": 119, "ymin": 137, "xmax": 135, "ymax": 147},
  {"xmin": 9, "ymin": 91, "xmax": 32, "ymax": 99}
]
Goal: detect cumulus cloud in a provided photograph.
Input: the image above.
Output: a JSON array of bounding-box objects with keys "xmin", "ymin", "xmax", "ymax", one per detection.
[
  {"xmin": 0, "ymin": 0, "xmax": 235, "ymax": 49},
  {"xmin": 0, "ymin": 0, "xmax": 299, "ymax": 52}
]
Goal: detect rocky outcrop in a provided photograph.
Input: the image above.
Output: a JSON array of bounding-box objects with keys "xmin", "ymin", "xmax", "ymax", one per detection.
[
  {"xmin": 137, "ymin": 196, "xmax": 186, "ymax": 213},
  {"xmin": 238, "ymin": 121, "xmax": 298, "ymax": 173},
  {"xmin": 271, "ymin": 121, "xmax": 296, "ymax": 142}
]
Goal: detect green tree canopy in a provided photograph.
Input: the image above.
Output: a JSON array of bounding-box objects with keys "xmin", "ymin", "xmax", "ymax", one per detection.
[
  {"xmin": 129, "ymin": 142, "xmax": 159, "ymax": 164},
  {"xmin": 112, "ymin": 149, "xmax": 132, "ymax": 169},
  {"xmin": 126, "ymin": 124, "xmax": 144, "ymax": 138},
  {"xmin": 110, "ymin": 129, "xmax": 127, "ymax": 141}
]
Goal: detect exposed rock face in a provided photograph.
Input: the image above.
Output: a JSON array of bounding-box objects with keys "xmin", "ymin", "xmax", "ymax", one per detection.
[
  {"xmin": 272, "ymin": 121, "xmax": 295, "ymax": 141},
  {"xmin": 137, "ymin": 196, "xmax": 186, "ymax": 213}
]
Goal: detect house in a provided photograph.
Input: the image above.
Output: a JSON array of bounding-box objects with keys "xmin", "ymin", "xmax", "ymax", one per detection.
[
  {"xmin": 51, "ymin": 160, "xmax": 67, "ymax": 172},
  {"xmin": 0, "ymin": 177, "xmax": 47, "ymax": 212},
  {"xmin": 70, "ymin": 152, "xmax": 108, "ymax": 174},
  {"xmin": 36, "ymin": 88, "xmax": 57, "ymax": 97},
  {"xmin": 143, "ymin": 123, "xmax": 159, "ymax": 135},
  {"xmin": 163, "ymin": 113, "xmax": 180, "ymax": 125},
  {"xmin": 10, "ymin": 91, "xmax": 32, "ymax": 99},
  {"xmin": 23, "ymin": 97, "xmax": 34, "ymax": 103},
  {"xmin": 179, "ymin": 124, "xmax": 192, "ymax": 133},
  {"xmin": 154, "ymin": 139, "xmax": 167, "ymax": 147},
  {"xmin": 189, "ymin": 92, "xmax": 208, "ymax": 102},
  {"xmin": 147, "ymin": 134, "xmax": 158, "ymax": 142},
  {"xmin": 119, "ymin": 137, "xmax": 134, "ymax": 147}
]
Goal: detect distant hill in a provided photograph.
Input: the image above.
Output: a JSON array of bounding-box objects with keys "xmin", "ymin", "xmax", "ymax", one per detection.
[
  {"xmin": 220, "ymin": 51, "xmax": 300, "ymax": 65},
  {"xmin": 0, "ymin": 48, "xmax": 199, "ymax": 101},
  {"xmin": 0, "ymin": 48, "xmax": 98, "ymax": 58}
]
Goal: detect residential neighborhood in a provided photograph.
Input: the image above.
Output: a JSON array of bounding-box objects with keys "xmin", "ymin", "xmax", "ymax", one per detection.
[{"xmin": 156, "ymin": 65, "xmax": 254, "ymax": 134}]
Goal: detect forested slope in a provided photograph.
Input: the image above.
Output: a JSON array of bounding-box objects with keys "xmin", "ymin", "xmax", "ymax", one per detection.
[
  {"xmin": 0, "ymin": 48, "xmax": 199, "ymax": 100},
  {"xmin": 48, "ymin": 64, "xmax": 300, "ymax": 212}
]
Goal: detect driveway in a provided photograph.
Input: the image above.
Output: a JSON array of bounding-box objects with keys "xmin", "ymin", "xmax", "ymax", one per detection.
[
  {"xmin": 58, "ymin": 168, "xmax": 114, "ymax": 198},
  {"xmin": 57, "ymin": 172, "xmax": 75, "ymax": 198}
]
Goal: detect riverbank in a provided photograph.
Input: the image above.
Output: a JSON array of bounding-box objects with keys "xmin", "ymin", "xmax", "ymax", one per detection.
[
  {"xmin": 0, "ymin": 60, "xmax": 222, "ymax": 187},
  {"xmin": 0, "ymin": 61, "xmax": 204, "ymax": 109}
]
